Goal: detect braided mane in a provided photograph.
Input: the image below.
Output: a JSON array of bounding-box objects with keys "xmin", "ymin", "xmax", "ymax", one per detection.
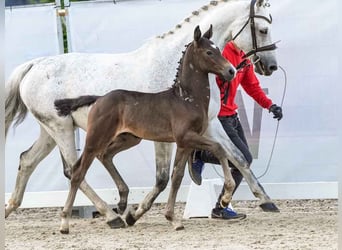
[
  {"xmin": 171, "ymin": 42, "xmax": 191, "ymax": 91},
  {"xmin": 157, "ymin": 0, "xmax": 230, "ymax": 39}
]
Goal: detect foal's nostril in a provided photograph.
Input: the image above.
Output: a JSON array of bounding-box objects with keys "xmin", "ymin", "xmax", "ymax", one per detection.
[{"xmin": 269, "ymin": 64, "xmax": 278, "ymax": 72}]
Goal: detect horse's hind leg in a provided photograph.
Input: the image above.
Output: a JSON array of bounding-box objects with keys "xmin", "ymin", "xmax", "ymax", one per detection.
[
  {"xmin": 125, "ymin": 142, "xmax": 173, "ymax": 226},
  {"xmin": 44, "ymin": 125, "xmax": 121, "ymax": 232},
  {"xmin": 5, "ymin": 126, "xmax": 56, "ymax": 218},
  {"xmin": 164, "ymin": 147, "xmax": 191, "ymax": 230},
  {"xmin": 97, "ymin": 133, "xmax": 142, "ymax": 215}
]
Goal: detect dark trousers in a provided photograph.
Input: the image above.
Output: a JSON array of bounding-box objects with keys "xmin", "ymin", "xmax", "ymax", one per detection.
[{"xmin": 199, "ymin": 114, "xmax": 253, "ymax": 208}]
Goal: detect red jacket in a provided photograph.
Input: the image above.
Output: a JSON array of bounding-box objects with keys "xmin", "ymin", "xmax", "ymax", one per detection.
[{"xmin": 216, "ymin": 42, "xmax": 273, "ymax": 117}]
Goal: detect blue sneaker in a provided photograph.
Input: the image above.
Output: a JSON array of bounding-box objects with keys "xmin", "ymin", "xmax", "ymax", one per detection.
[
  {"xmin": 211, "ymin": 207, "xmax": 247, "ymax": 220},
  {"xmin": 188, "ymin": 151, "xmax": 204, "ymax": 185}
]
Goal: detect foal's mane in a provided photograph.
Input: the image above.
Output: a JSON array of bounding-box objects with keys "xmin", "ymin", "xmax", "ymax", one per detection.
[
  {"xmin": 171, "ymin": 42, "xmax": 191, "ymax": 91},
  {"xmin": 157, "ymin": 0, "xmax": 230, "ymax": 39}
]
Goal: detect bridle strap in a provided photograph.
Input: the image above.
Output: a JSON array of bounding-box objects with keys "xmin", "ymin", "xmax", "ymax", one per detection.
[
  {"xmin": 232, "ymin": 0, "xmax": 276, "ymax": 59},
  {"xmin": 243, "ymin": 42, "xmax": 277, "ymax": 58},
  {"xmin": 223, "ymin": 0, "xmax": 278, "ymax": 105}
]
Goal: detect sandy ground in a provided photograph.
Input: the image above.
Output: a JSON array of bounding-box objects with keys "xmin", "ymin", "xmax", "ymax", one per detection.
[{"xmin": 5, "ymin": 199, "xmax": 337, "ymax": 250}]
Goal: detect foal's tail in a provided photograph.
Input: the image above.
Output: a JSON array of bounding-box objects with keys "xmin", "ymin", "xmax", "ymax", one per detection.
[
  {"xmin": 5, "ymin": 61, "xmax": 35, "ymax": 137},
  {"xmin": 54, "ymin": 95, "xmax": 100, "ymax": 116}
]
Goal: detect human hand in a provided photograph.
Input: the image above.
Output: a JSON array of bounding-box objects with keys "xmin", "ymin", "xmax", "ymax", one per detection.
[{"xmin": 269, "ymin": 104, "xmax": 283, "ymax": 120}]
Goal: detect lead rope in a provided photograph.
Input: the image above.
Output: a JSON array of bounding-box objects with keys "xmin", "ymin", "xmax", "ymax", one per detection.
[{"xmin": 256, "ymin": 65, "xmax": 287, "ymax": 179}]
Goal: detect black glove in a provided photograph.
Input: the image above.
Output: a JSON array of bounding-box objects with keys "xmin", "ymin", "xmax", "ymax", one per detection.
[{"xmin": 269, "ymin": 104, "xmax": 283, "ymax": 121}]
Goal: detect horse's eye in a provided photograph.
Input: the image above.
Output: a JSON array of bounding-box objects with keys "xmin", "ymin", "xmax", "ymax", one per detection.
[
  {"xmin": 259, "ymin": 28, "xmax": 268, "ymax": 35},
  {"xmin": 206, "ymin": 51, "xmax": 213, "ymax": 56}
]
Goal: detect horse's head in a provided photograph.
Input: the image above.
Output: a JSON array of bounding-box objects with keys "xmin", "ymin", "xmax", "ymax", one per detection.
[
  {"xmin": 191, "ymin": 25, "xmax": 236, "ymax": 82},
  {"xmin": 230, "ymin": 0, "xmax": 277, "ymax": 76}
]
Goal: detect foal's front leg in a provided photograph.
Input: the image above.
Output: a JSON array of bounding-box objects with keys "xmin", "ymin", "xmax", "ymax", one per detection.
[
  {"xmin": 125, "ymin": 142, "xmax": 173, "ymax": 226},
  {"xmin": 205, "ymin": 119, "xmax": 279, "ymax": 211},
  {"xmin": 165, "ymin": 134, "xmax": 236, "ymax": 230},
  {"xmin": 164, "ymin": 147, "xmax": 191, "ymax": 230}
]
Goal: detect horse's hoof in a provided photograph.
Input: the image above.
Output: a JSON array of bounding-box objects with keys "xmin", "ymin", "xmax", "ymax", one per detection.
[
  {"xmin": 260, "ymin": 202, "xmax": 280, "ymax": 212},
  {"xmin": 60, "ymin": 229, "xmax": 69, "ymax": 234},
  {"xmin": 125, "ymin": 211, "xmax": 137, "ymax": 226},
  {"xmin": 106, "ymin": 216, "xmax": 126, "ymax": 229},
  {"xmin": 174, "ymin": 224, "xmax": 185, "ymax": 231}
]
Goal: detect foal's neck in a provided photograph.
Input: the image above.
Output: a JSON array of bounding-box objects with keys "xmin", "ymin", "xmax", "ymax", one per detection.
[{"xmin": 175, "ymin": 49, "xmax": 210, "ymax": 104}]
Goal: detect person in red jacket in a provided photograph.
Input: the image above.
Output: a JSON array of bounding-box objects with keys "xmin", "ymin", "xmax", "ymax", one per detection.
[{"xmin": 189, "ymin": 41, "xmax": 283, "ymax": 220}]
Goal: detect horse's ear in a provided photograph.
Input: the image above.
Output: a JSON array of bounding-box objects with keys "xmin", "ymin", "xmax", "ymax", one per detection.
[
  {"xmin": 256, "ymin": 0, "xmax": 264, "ymax": 7},
  {"xmin": 194, "ymin": 25, "xmax": 201, "ymax": 42},
  {"xmin": 203, "ymin": 24, "xmax": 213, "ymax": 40}
]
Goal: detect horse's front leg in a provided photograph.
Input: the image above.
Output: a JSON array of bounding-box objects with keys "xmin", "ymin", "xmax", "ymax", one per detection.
[
  {"xmin": 164, "ymin": 147, "xmax": 190, "ymax": 230},
  {"xmin": 205, "ymin": 119, "xmax": 279, "ymax": 211},
  {"xmin": 125, "ymin": 142, "xmax": 173, "ymax": 226}
]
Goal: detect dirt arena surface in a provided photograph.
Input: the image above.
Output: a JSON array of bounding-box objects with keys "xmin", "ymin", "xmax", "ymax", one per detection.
[{"xmin": 5, "ymin": 199, "xmax": 337, "ymax": 250}]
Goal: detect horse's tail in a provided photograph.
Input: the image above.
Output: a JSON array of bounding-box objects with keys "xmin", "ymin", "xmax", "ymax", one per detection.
[
  {"xmin": 5, "ymin": 62, "xmax": 35, "ymax": 137},
  {"xmin": 54, "ymin": 95, "xmax": 100, "ymax": 116}
]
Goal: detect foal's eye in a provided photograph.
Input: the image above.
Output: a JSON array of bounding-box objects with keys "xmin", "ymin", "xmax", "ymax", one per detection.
[
  {"xmin": 206, "ymin": 51, "xmax": 213, "ymax": 56},
  {"xmin": 259, "ymin": 28, "xmax": 268, "ymax": 35}
]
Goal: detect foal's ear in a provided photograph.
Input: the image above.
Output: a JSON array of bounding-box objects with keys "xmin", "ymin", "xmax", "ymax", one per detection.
[
  {"xmin": 194, "ymin": 25, "xmax": 201, "ymax": 42},
  {"xmin": 203, "ymin": 24, "xmax": 213, "ymax": 40}
]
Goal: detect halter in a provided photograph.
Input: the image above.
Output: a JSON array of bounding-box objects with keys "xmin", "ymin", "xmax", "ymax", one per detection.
[
  {"xmin": 223, "ymin": 0, "xmax": 277, "ymax": 105},
  {"xmin": 232, "ymin": 0, "xmax": 277, "ymax": 59}
]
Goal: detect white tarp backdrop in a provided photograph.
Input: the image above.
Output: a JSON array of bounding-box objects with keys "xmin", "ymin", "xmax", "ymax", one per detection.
[{"xmin": 5, "ymin": 0, "xmax": 339, "ymax": 205}]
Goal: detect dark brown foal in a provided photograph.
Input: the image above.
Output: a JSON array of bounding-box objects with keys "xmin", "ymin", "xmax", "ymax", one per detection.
[{"xmin": 55, "ymin": 25, "xmax": 236, "ymax": 233}]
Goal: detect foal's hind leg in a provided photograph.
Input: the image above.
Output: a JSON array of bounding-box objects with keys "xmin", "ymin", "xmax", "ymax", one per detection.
[
  {"xmin": 40, "ymin": 123, "xmax": 121, "ymax": 232},
  {"xmin": 60, "ymin": 151, "xmax": 115, "ymax": 234},
  {"xmin": 5, "ymin": 126, "xmax": 55, "ymax": 218},
  {"xmin": 125, "ymin": 142, "xmax": 173, "ymax": 226},
  {"xmin": 164, "ymin": 147, "xmax": 191, "ymax": 230},
  {"xmin": 97, "ymin": 133, "xmax": 142, "ymax": 215}
]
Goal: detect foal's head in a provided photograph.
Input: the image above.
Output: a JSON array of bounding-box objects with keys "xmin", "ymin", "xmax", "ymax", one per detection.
[{"xmin": 187, "ymin": 25, "xmax": 236, "ymax": 82}]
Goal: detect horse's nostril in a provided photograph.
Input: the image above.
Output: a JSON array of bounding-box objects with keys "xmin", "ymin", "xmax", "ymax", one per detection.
[
  {"xmin": 229, "ymin": 68, "xmax": 235, "ymax": 76},
  {"xmin": 269, "ymin": 65, "xmax": 278, "ymax": 72}
]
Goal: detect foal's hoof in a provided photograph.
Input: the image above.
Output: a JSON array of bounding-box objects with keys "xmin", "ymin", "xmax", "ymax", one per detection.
[
  {"xmin": 60, "ymin": 228, "xmax": 70, "ymax": 234},
  {"xmin": 174, "ymin": 224, "xmax": 185, "ymax": 231},
  {"xmin": 107, "ymin": 216, "xmax": 126, "ymax": 229},
  {"xmin": 125, "ymin": 211, "xmax": 137, "ymax": 226},
  {"xmin": 259, "ymin": 202, "xmax": 280, "ymax": 212}
]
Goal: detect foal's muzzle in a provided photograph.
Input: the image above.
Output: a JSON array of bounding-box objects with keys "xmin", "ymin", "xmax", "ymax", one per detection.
[{"xmin": 222, "ymin": 65, "xmax": 236, "ymax": 81}]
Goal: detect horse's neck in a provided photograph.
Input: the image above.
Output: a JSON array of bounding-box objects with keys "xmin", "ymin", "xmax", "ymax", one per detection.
[
  {"xmin": 132, "ymin": 1, "xmax": 249, "ymax": 92},
  {"xmin": 141, "ymin": 1, "xmax": 248, "ymax": 55}
]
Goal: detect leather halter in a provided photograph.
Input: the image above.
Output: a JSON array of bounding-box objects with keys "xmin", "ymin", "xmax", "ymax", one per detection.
[{"xmin": 232, "ymin": 0, "xmax": 277, "ymax": 59}]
